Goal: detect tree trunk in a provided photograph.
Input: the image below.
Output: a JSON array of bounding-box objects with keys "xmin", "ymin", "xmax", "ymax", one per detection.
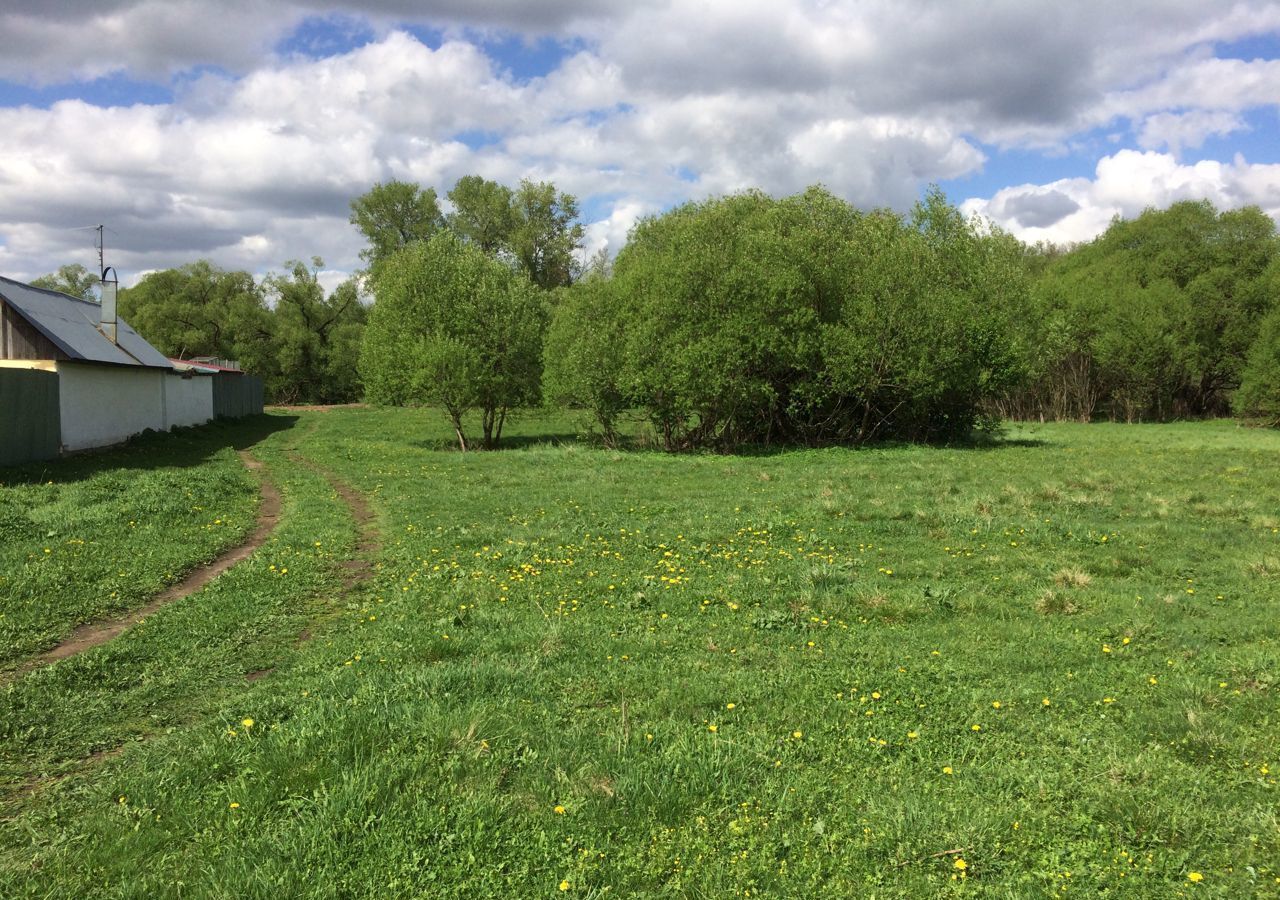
[{"xmin": 449, "ymin": 408, "xmax": 469, "ymax": 452}]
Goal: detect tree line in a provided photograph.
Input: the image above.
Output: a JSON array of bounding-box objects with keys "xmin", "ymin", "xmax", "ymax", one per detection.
[{"xmin": 29, "ymin": 180, "xmax": 1280, "ymax": 437}]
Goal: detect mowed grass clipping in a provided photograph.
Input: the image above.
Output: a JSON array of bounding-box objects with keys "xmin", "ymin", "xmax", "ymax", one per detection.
[{"xmin": 1, "ymin": 408, "xmax": 1278, "ymax": 897}]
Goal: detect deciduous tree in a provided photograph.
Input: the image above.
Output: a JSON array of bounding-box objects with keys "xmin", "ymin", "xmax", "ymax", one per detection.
[{"xmin": 361, "ymin": 232, "xmax": 545, "ymax": 450}]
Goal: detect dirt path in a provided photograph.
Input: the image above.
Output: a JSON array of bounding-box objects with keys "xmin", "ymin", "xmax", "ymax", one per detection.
[
  {"xmin": 291, "ymin": 453, "xmax": 380, "ymax": 592},
  {"xmin": 4, "ymin": 451, "xmax": 282, "ymax": 682},
  {"xmin": 3, "ymin": 447, "xmax": 384, "ymax": 805}
]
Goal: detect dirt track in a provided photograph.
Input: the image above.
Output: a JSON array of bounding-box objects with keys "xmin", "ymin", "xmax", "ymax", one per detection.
[{"xmin": 3, "ymin": 451, "xmax": 282, "ymax": 682}]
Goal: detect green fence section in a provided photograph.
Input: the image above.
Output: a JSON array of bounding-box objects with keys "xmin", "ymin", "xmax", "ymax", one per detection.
[
  {"xmin": 0, "ymin": 368, "xmax": 61, "ymax": 466},
  {"xmin": 212, "ymin": 373, "xmax": 264, "ymax": 419}
]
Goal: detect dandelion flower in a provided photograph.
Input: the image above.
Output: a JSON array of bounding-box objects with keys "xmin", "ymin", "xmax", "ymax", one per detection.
[
  {"xmin": 229, "ymin": 802, "xmax": 240, "ymax": 809},
  {"xmin": 1042, "ymin": 698, "xmax": 1051, "ymax": 707},
  {"xmin": 907, "ymin": 731, "xmax": 919, "ymax": 740},
  {"xmin": 241, "ymin": 718, "xmax": 254, "ymax": 729},
  {"xmin": 1188, "ymin": 872, "xmax": 1203, "ymax": 883},
  {"xmin": 554, "ymin": 805, "xmax": 566, "ymax": 815},
  {"xmin": 971, "ymin": 724, "xmax": 981, "ymax": 731},
  {"xmin": 792, "ymin": 730, "xmax": 804, "ymax": 739},
  {"xmin": 953, "ymin": 858, "xmax": 967, "ymax": 870},
  {"xmin": 708, "ymin": 724, "xmax": 718, "ymax": 733},
  {"xmin": 726, "ymin": 702, "xmax": 736, "ymax": 709},
  {"xmin": 559, "ymin": 880, "xmax": 571, "ymax": 891},
  {"xmin": 942, "ymin": 766, "xmax": 953, "ymax": 775},
  {"xmin": 992, "ymin": 701, "xmax": 1001, "ymax": 709}
]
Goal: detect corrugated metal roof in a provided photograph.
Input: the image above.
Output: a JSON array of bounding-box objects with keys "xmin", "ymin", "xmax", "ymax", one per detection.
[{"xmin": 0, "ymin": 275, "xmax": 172, "ymax": 369}]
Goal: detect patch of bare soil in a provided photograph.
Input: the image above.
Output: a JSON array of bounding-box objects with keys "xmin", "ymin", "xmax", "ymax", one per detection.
[{"xmin": 4, "ymin": 451, "xmax": 282, "ymax": 683}]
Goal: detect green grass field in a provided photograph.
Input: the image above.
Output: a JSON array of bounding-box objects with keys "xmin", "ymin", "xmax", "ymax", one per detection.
[{"xmin": 2, "ymin": 409, "xmax": 1278, "ymax": 897}]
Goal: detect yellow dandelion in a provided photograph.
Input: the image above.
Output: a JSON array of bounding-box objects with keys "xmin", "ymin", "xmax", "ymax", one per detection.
[
  {"xmin": 992, "ymin": 701, "xmax": 1001, "ymax": 709},
  {"xmin": 241, "ymin": 718, "xmax": 254, "ymax": 729},
  {"xmin": 907, "ymin": 731, "xmax": 919, "ymax": 740},
  {"xmin": 708, "ymin": 724, "xmax": 718, "ymax": 733},
  {"xmin": 554, "ymin": 805, "xmax": 566, "ymax": 815},
  {"xmin": 942, "ymin": 766, "xmax": 953, "ymax": 775},
  {"xmin": 1042, "ymin": 698, "xmax": 1051, "ymax": 707},
  {"xmin": 792, "ymin": 730, "xmax": 804, "ymax": 739},
  {"xmin": 559, "ymin": 880, "xmax": 571, "ymax": 891},
  {"xmin": 971, "ymin": 724, "xmax": 981, "ymax": 731},
  {"xmin": 229, "ymin": 802, "xmax": 240, "ymax": 809},
  {"xmin": 954, "ymin": 858, "xmax": 967, "ymax": 870},
  {"xmin": 1187, "ymin": 872, "xmax": 1203, "ymax": 883},
  {"xmin": 726, "ymin": 702, "xmax": 736, "ymax": 709}
]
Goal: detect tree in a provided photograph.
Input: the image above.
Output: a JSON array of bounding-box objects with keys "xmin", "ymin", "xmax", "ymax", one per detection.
[
  {"xmin": 1009, "ymin": 200, "xmax": 1280, "ymax": 421},
  {"xmin": 119, "ymin": 259, "xmax": 366, "ymax": 405},
  {"xmin": 349, "ymin": 181, "xmax": 445, "ymax": 278},
  {"xmin": 264, "ymin": 259, "xmax": 367, "ymax": 404},
  {"xmin": 446, "ymin": 175, "xmax": 516, "ymax": 253},
  {"xmin": 1235, "ymin": 305, "xmax": 1280, "ymax": 425},
  {"xmin": 118, "ymin": 261, "xmax": 272, "ymax": 369},
  {"xmin": 30, "ymin": 264, "xmax": 99, "ymax": 299},
  {"xmin": 543, "ymin": 278, "xmax": 627, "ymax": 446},
  {"xmin": 360, "ymin": 232, "xmax": 546, "ymax": 450},
  {"xmin": 510, "ymin": 179, "xmax": 585, "ymax": 289}
]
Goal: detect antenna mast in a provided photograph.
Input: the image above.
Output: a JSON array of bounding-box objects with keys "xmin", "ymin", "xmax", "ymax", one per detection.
[{"xmin": 96, "ymin": 224, "xmax": 105, "ymax": 279}]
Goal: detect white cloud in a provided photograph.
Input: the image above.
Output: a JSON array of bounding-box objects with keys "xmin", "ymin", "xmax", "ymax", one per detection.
[
  {"xmin": 1137, "ymin": 110, "xmax": 1248, "ymax": 157},
  {"xmin": 2, "ymin": 3, "xmax": 1280, "ymax": 284},
  {"xmin": 964, "ymin": 150, "xmax": 1280, "ymax": 245}
]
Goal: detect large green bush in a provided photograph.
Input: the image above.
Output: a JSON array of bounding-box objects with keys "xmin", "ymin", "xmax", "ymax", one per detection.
[{"xmin": 545, "ymin": 186, "xmax": 1025, "ymax": 450}]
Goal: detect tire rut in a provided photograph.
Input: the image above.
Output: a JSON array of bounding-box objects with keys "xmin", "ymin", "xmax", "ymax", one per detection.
[{"xmin": 3, "ymin": 450, "xmax": 282, "ymax": 683}]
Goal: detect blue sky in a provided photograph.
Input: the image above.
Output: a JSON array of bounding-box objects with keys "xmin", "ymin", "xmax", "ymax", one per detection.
[{"xmin": 1, "ymin": 2, "xmax": 1279, "ymax": 288}]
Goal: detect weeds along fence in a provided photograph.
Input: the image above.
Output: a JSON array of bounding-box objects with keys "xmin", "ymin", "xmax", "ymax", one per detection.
[{"xmin": 0, "ymin": 368, "xmax": 60, "ymax": 466}]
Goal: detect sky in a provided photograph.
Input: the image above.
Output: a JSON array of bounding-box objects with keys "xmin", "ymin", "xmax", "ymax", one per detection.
[{"xmin": 2, "ymin": 1, "xmax": 1280, "ymax": 294}]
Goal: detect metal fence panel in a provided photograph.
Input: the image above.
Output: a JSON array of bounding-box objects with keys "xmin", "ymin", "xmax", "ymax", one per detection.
[
  {"xmin": 0, "ymin": 369, "xmax": 61, "ymax": 466},
  {"xmin": 211, "ymin": 373, "xmax": 264, "ymax": 419}
]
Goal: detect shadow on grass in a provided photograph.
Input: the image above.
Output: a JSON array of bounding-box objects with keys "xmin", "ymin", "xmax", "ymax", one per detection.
[
  {"xmin": 405, "ymin": 430, "xmax": 1047, "ymax": 457},
  {"xmin": 0, "ymin": 413, "xmax": 300, "ymax": 486},
  {"xmin": 407, "ymin": 432, "xmax": 583, "ymax": 453}
]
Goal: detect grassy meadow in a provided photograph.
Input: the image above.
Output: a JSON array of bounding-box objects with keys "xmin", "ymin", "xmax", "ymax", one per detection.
[{"xmin": 1, "ymin": 408, "xmax": 1278, "ymax": 897}]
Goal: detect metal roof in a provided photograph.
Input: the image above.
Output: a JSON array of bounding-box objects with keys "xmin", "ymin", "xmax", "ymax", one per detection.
[{"xmin": 0, "ymin": 275, "xmax": 172, "ymax": 369}]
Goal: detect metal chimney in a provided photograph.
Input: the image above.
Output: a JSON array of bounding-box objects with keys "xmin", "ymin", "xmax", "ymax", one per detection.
[{"xmin": 101, "ymin": 265, "xmax": 118, "ymax": 344}]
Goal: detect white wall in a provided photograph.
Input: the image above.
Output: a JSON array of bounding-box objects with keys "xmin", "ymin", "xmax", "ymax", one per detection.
[
  {"xmin": 57, "ymin": 362, "xmax": 165, "ymax": 452},
  {"xmin": 55, "ymin": 363, "xmax": 216, "ymax": 452},
  {"xmin": 162, "ymin": 373, "xmax": 213, "ymax": 429}
]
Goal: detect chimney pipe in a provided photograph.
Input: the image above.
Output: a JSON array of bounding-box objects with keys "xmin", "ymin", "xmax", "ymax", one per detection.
[{"xmin": 101, "ymin": 265, "xmax": 118, "ymax": 344}]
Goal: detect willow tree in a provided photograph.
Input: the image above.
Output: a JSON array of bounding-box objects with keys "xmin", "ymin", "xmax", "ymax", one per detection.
[{"xmin": 360, "ymin": 231, "xmax": 545, "ymax": 450}]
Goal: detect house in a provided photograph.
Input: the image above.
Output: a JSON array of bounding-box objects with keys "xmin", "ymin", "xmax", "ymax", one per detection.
[{"xmin": 0, "ymin": 274, "xmax": 261, "ymax": 465}]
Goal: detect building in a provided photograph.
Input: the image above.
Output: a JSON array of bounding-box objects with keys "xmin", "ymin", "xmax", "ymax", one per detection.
[{"xmin": 0, "ymin": 275, "xmax": 261, "ymax": 465}]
